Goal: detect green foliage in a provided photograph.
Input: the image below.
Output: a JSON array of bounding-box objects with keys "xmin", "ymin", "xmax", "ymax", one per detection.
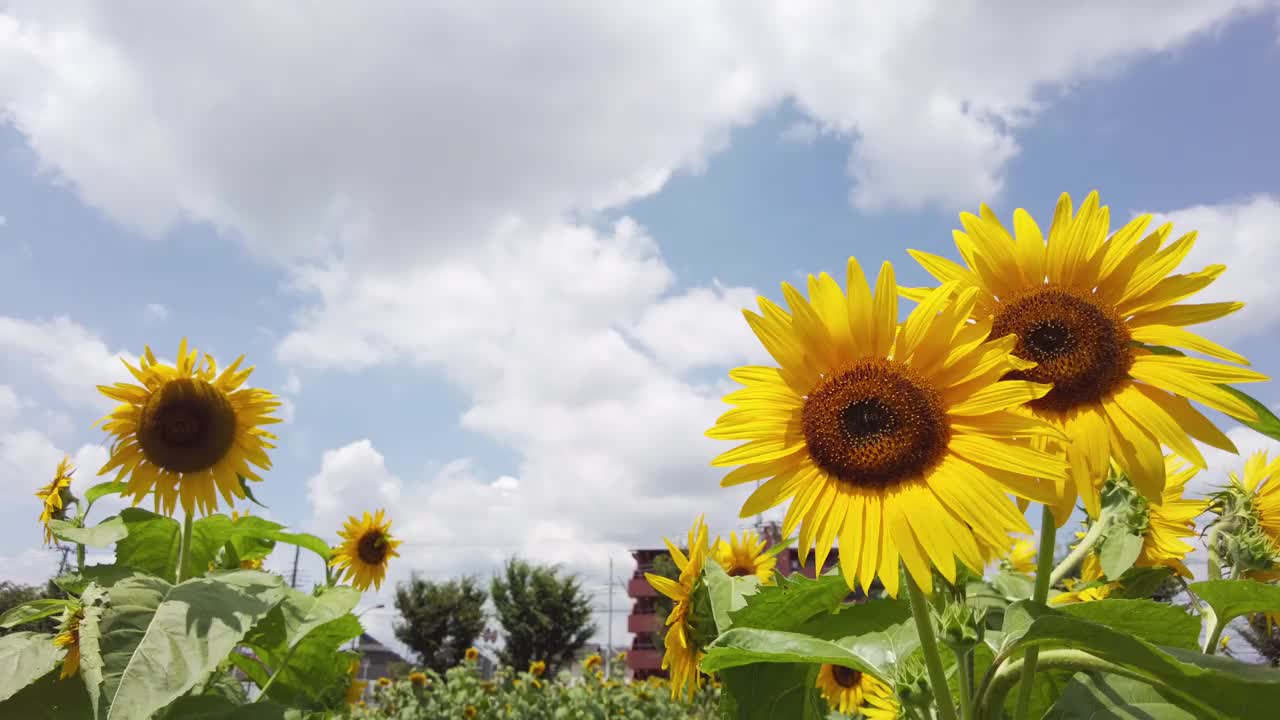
[
  {"xmin": 1044, "ymin": 673, "xmax": 1198, "ymax": 720},
  {"xmin": 48, "ymin": 516, "xmax": 129, "ymax": 548},
  {"xmin": 1189, "ymin": 579, "xmax": 1280, "ymax": 626},
  {"xmin": 1057, "ymin": 599, "xmax": 1201, "ymax": 650},
  {"xmin": 0, "ymin": 632, "xmax": 62, "ymax": 702},
  {"xmin": 728, "ymin": 570, "xmax": 849, "ymax": 633},
  {"xmin": 0, "ymin": 581, "xmax": 65, "ymax": 636},
  {"xmin": 0, "ymin": 598, "xmax": 70, "ymax": 631},
  {"xmin": 83, "ymin": 481, "xmax": 128, "ymax": 507},
  {"xmin": 1099, "ymin": 527, "xmax": 1145, "ymax": 580},
  {"xmin": 489, "ymin": 557, "xmax": 596, "ymax": 674},
  {"xmin": 393, "ymin": 574, "xmax": 487, "ymax": 674},
  {"xmin": 702, "ymin": 559, "xmax": 761, "ymax": 634}
]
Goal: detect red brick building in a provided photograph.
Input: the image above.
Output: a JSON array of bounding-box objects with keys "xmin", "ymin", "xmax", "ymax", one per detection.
[{"xmin": 625, "ymin": 523, "xmax": 869, "ymax": 679}]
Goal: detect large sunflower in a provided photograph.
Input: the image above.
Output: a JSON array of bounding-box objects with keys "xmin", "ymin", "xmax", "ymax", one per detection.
[
  {"xmin": 96, "ymin": 340, "xmax": 281, "ymax": 517},
  {"xmin": 709, "ymin": 261, "xmax": 1068, "ymax": 595},
  {"xmin": 712, "ymin": 530, "xmax": 776, "ymax": 583},
  {"xmin": 1232, "ymin": 451, "xmax": 1280, "ymax": 546},
  {"xmin": 814, "ymin": 664, "xmax": 898, "ymax": 719},
  {"xmin": 644, "ymin": 515, "xmax": 711, "ymax": 700},
  {"xmin": 36, "ymin": 457, "xmax": 75, "ymax": 546},
  {"xmin": 905, "ymin": 192, "xmax": 1263, "ymax": 522},
  {"xmin": 1083, "ymin": 457, "xmax": 1207, "ymax": 579},
  {"xmin": 330, "ymin": 509, "xmax": 402, "ymax": 591}
]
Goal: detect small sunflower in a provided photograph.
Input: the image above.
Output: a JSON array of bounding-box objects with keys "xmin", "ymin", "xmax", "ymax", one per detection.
[
  {"xmin": 408, "ymin": 671, "xmax": 429, "ymax": 687},
  {"xmin": 1052, "ymin": 578, "xmax": 1118, "ymax": 605},
  {"xmin": 710, "ymin": 264, "xmax": 1069, "ymax": 595},
  {"xmin": 1005, "ymin": 536, "xmax": 1037, "ymax": 574},
  {"xmin": 529, "ymin": 660, "xmax": 547, "ymax": 677},
  {"xmin": 35, "ymin": 457, "xmax": 75, "ymax": 546},
  {"xmin": 344, "ymin": 658, "xmax": 368, "ymax": 705},
  {"xmin": 330, "ymin": 509, "xmax": 402, "ymax": 591},
  {"xmin": 644, "ymin": 515, "xmax": 711, "ymax": 700},
  {"xmin": 53, "ymin": 605, "xmax": 84, "ymax": 680},
  {"xmin": 465, "ymin": 647, "xmax": 480, "ymax": 662},
  {"xmin": 582, "ymin": 654, "xmax": 602, "ymax": 673},
  {"xmin": 464, "ymin": 706, "xmax": 477, "ymax": 719},
  {"xmin": 814, "ymin": 664, "xmax": 897, "ymax": 719},
  {"xmin": 97, "ymin": 340, "xmax": 281, "ymax": 517},
  {"xmin": 712, "ymin": 530, "xmax": 777, "ymax": 583},
  {"xmin": 376, "ymin": 676, "xmax": 392, "ymax": 688},
  {"xmin": 906, "ymin": 192, "xmax": 1263, "ymax": 523}
]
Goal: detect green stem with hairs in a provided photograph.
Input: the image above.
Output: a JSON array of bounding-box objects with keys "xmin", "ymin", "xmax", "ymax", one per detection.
[
  {"xmin": 904, "ymin": 568, "xmax": 960, "ymax": 720},
  {"xmin": 176, "ymin": 512, "xmax": 194, "ymax": 583},
  {"xmin": 954, "ymin": 647, "xmax": 975, "ymax": 720},
  {"xmin": 1048, "ymin": 508, "xmax": 1111, "ymax": 587},
  {"xmin": 1203, "ymin": 565, "xmax": 1242, "ymax": 654},
  {"xmin": 1012, "ymin": 506, "xmax": 1056, "ymax": 720}
]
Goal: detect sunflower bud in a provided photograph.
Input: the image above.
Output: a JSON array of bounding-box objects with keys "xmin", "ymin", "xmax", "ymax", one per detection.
[
  {"xmin": 939, "ymin": 601, "xmax": 981, "ymax": 652},
  {"xmin": 1225, "ymin": 524, "xmax": 1280, "ymax": 574},
  {"xmin": 895, "ymin": 656, "xmax": 932, "ymax": 709}
]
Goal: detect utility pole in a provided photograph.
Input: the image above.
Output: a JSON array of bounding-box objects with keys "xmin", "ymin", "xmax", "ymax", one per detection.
[
  {"xmin": 55, "ymin": 545, "xmax": 73, "ymax": 577},
  {"xmin": 605, "ymin": 556, "xmax": 613, "ymax": 679},
  {"xmin": 289, "ymin": 545, "xmax": 300, "ymax": 589}
]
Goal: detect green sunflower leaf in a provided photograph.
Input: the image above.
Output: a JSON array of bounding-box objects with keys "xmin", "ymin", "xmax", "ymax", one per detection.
[
  {"xmin": 1098, "ymin": 526, "xmax": 1145, "ymax": 580},
  {"xmin": 702, "ymin": 559, "xmax": 762, "ymax": 635},
  {"xmin": 154, "ymin": 695, "xmax": 295, "ymax": 720},
  {"xmin": 1058, "ymin": 599, "xmax": 1201, "ymax": 650},
  {"xmin": 1188, "ymin": 579, "xmax": 1280, "ymax": 627},
  {"xmin": 718, "ymin": 662, "xmax": 824, "ymax": 720},
  {"xmin": 49, "ymin": 516, "xmax": 129, "ymax": 548},
  {"xmin": 0, "ymin": 599, "xmax": 72, "ymax": 630},
  {"xmin": 1044, "ymin": 673, "xmax": 1196, "ymax": 720},
  {"xmin": 1221, "ymin": 385, "xmax": 1280, "ymax": 441},
  {"xmin": 229, "ymin": 516, "xmax": 332, "ymax": 562},
  {"xmin": 701, "ymin": 627, "xmax": 885, "ymax": 677},
  {"xmin": 237, "ymin": 475, "xmax": 270, "ymax": 510},
  {"xmin": 0, "ymin": 632, "xmax": 62, "ymax": 703},
  {"xmin": 0, "ymin": 668, "xmax": 93, "ymax": 718},
  {"xmin": 84, "ymin": 481, "xmax": 129, "ymax": 506},
  {"xmin": 114, "ymin": 509, "xmax": 233, "ymax": 582},
  {"xmin": 727, "ymin": 571, "xmax": 851, "ymax": 634}
]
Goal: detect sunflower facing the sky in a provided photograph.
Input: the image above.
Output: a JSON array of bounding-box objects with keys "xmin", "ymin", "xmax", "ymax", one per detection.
[
  {"xmin": 645, "ymin": 515, "xmax": 711, "ymax": 700},
  {"xmin": 97, "ymin": 340, "xmax": 282, "ymax": 517},
  {"xmin": 709, "ymin": 262, "xmax": 1069, "ymax": 595},
  {"xmin": 712, "ymin": 530, "xmax": 777, "ymax": 583},
  {"xmin": 35, "ymin": 456, "xmax": 75, "ymax": 546},
  {"xmin": 330, "ymin": 509, "xmax": 402, "ymax": 591},
  {"xmin": 905, "ymin": 192, "xmax": 1263, "ymax": 523},
  {"xmin": 814, "ymin": 664, "xmax": 898, "ymax": 719}
]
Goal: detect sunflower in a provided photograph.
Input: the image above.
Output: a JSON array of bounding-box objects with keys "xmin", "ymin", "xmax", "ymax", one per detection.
[
  {"xmin": 529, "ymin": 660, "xmax": 547, "ymax": 677},
  {"xmin": 709, "ymin": 262, "xmax": 1069, "ymax": 595},
  {"xmin": 465, "ymin": 647, "xmax": 480, "ymax": 663},
  {"xmin": 36, "ymin": 457, "xmax": 75, "ymax": 546},
  {"xmin": 814, "ymin": 664, "xmax": 898, "ymax": 719},
  {"xmin": 1232, "ymin": 451, "xmax": 1280, "ymax": 547},
  {"xmin": 376, "ymin": 676, "xmax": 392, "ymax": 688},
  {"xmin": 330, "ymin": 509, "xmax": 402, "ymax": 591},
  {"xmin": 464, "ymin": 706, "xmax": 477, "ymax": 719},
  {"xmin": 644, "ymin": 515, "xmax": 711, "ymax": 700},
  {"xmin": 905, "ymin": 192, "xmax": 1262, "ymax": 523},
  {"xmin": 712, "ymin": 530, "xmax": 777, "ymax": 583},
  {"xmin": 1051, "ymin": 574, "xmax": 1118, "ymax": 605},
  {"xmin": 408, "ymin": 671, "xmax": 429, "ymax": 687},
  {"xmin": 1083, "ymin": 457, "xmax": 1207, "ymax": 579},
  {"xmin": 53, "ymin": 606, "xmax": 84, "ymax": 680},
  {"xmin": 582, "ymin": 654, "xmax": 601, "ymax": 673},
  {"xmin": 1005, "ymin": 536, "xmax": 1037, "ymax": 574},
  {"xmin": 344, "ymin": 658, "xmax": 368, "ymax": 705},
  {"xmin": 96, "ymin": 340, "xmax": 281, "ymax": 517}
]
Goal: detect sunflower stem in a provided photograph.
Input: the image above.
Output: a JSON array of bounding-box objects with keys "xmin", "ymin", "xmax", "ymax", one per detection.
[
  {"xmin": 1012, "ymin": 505, "xmax": 1056, "ymax": 720},
  {"xmin": 953, "ymin": 646, "xmax": 974, "ymax": 720},
  {"xmin": 904, "ymin": 568, "xmax": 959, "ymax": 720},
  {"xmin": 76, "ymin": 544, "xmax": 85, "ymax": 574},
  {"xmin": 176, "ymin": 512, "xmax": 194, "ymax": 584},
  {"xmin": 1203, "ymin": 565, "xmax": 1242, "ymax": 654},
  {"xmin": 1047, "ymin": 507, "xmax": 1111, "ymax": 587}
]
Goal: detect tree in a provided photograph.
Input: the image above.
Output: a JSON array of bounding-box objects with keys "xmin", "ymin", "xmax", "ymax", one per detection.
[
  {"xmin": 0, "ymin": 580, "xmax": 63, "ymax": 636},
  {"xmin": 392, "ymin": 574, "xmax": 488, "ymax": 674},
  {"xmin": 490, "ymin": 557, "xmax": 596, "ymax": 674}
]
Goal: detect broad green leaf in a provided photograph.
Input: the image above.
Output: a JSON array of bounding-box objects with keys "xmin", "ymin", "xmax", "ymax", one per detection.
[
  {"xmin": 719, "ymin": 663, "xmax": 823, "ymax": 720},
  {"xmin": 84, "ymin": 481, "xmax": 128, "ymax": 506},
  {"xmin": 89, "ymin": 569, "xmax": 287, "ymax": 720},
  {"xmin": 113, "ymin": 509, "xmax": 182, "ymax": 582},
  {"xmin": 0, "ymin": 632, "xmax": 61, "ymax": 702},
  {"xmin": 0, "ymin": 669, "xmax": 93, "ymax": 718},
  {"xmin": 998, "ymin": 600, "xmax": 1038, "ymax": 652},
  {"xmin": 1222, "ymin": 385, "xmax": 1280, "ymax": 441},
  {"xmin": 1044, "ymin": 673, "xmax": 1199, "ymax": 720},
  {"xmin": 55, "ymin": 565, "xmax": 146, "ymax": 595},
  {"xmin": 0, "ymin": 599, "xmax": 72, "ymax": 629},
  {"xmin": 1189, "ymin": 579, "xmax": 1280, "ymax": 625},
  {"xmin": 1099, "ymin": 527, "xmax": 1145, "ymax": 580},
  {"xmin": 245, "ymin": 615, "xmax": 363, "ymax": 708},
  {"xmin": 991, "ymin": 571, "xmax": 1034, "ymax": 601},
  {"xmin": 702, "ymin": 628, "xmax": 884, "ymax": 677},
  {"xmin": 231, "ymin": 516, "xmax": 331, "ymax": 561},
  {"xmin": 728, "ymin": 571, "xmax": 850, "ymax": 633},
  {"xmin": 156, "ymin": 695, "xmax": 294, "ymax": 720},
  {"xmin": 1002, "ymin": 600, "xmax": 1280, "ymax": 719},
  {"xmin": 703, "ymin": 559, "xmax": 762, "ymax": 634},
  {"xmin": 1059, "ymin": 599, "xmax": 1200, "ymax": 650},
  {"xmin": 1115, "ymin": 566, "xmax": 1177, "ymax": 600},
  {"xmin": 243, "ymin": 586, "xmax": 361, "ymax": 653},
  {"xmin": 74, "ymin": 584, "xmax": 110, "ymax": 720},
  {"xmin": 48, "ymin": 516, "xmax": 128, "ymax": 548},
  {"xmin": 794, "ymin": 596, "xmax": 911, "ymax": 642},
  {"xmin": 185, "ymin": 514, "xmax": 238, "ymax": 579}
]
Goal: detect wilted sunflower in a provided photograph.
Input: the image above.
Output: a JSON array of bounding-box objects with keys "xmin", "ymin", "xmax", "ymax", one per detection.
[
  {"xmin": 529, "ymin": 660, "xmax": 547, "ymax": 677},
  {"xmin": 905, "ymin": 192, "xmax": 1263, "ymax": 522},
  {"xmin": 712, "ymin": 530, "xmax": 777, "ymax": 583},
  {"xmin": 330, "ymin": 509, "xmax": 402, "ymax": 591},
  {"xmin": 97, "ymin": 340, "xmax": 281, "ymax": 517},
  {"xmin": 1005, "ymin": 536, "xmax": 1037, "ymax": 574},
  {"xmin": 465, "ymin": 647, "xmax": 480, "ymax": 662},
  {"xmin": 1083, "ymin": 457, "xmax": 1207, "ymax": 579},
  {"xmin": 709, "ymin": 263, "xmax": 1068, "ymax": 595},
  {"xmin": 53, "ymin": 605, "xmax": 84, "ymax": 679},
  {"xmin": 814, "ymin": 664, "xmax": 897, "ymax": 719},
  {"xmin": 644, "ymin": 515, "xmax": 711, "ymax": 700},
  {"xmin": 36, "ymin": 457, "xmax": 75, "ymax": 546}
]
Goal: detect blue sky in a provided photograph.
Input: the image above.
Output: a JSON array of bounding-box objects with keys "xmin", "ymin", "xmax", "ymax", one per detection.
[{"xmin": 2, "ymin": 3, "xmax": 1279, "ymax": 650}]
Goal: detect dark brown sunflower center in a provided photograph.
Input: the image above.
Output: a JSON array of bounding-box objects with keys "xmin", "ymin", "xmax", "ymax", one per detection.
[
  {"xmin": 801, "ymin": 359, "xmax": 950, "ymax": 489},
  {"xmin": 832, "ymin": 665, "xmax": 862, "ymax": 688},
  {"xmin": 726, "ymin": 565, "xmax": 753, "ymax": 577},
  {"xmin": 137, "ymin": 378, "xmax": 237, "ymax": 474},
  {"xmin": 357, "ymin": 530, "xmax": 389, "ymax": 565},
  {"xmin": 990, "ymin": 285, "xmax": 1133, "ymax": 413}
]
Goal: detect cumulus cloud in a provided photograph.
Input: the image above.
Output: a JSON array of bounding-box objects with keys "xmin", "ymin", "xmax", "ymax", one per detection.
[
  {"xmin": 0, "ymin": 315, "xmax": 133, "ymax": 408},
  {"xmin": 142, "ymin": 302, "xmax": 169, "ymax": 324},
  {"xmin": 1147, "ymin": 194, "xmax": 1280, "ymax": 342},
  {"xmin": 1, "ymin": 1, "xmax": 1268, "ymax": 265}
]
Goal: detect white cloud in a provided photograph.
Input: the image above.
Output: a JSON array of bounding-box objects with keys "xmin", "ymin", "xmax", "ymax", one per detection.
[
  {"xmin": 306, "ymin": 439, "xmax": 402, "ymax": 535},
  {"xmin": 0, "ymin": 315, "xmax": 133, "ymax": 408},
  {"xmin": 0, "ymin": 385, "xmax": 19, "ymax": 428},
  {"xmin": 779, "ymin": 120, "xmax": 820, "ymax": 145},
  {"xmin": 142, "ymin": 302, "xmax": 168, "ymax": 324},
  {"xmin": 282, "ymin": 372, "xmax": 302, "ymax": 395},
  {"xmin": 0, "ymin": 214, "xmax": 7, "ymax": 226},
  {"xmin": 627, "ymin": 281, "xmax": 769, "ymax": 373},
  {"xmin": 1147, "ymin": 194, "xmax": 1280, "ymax": 342},
  {"xmin": 0, "ymin": 2, "xmax": 1269, "ymax": 264}
]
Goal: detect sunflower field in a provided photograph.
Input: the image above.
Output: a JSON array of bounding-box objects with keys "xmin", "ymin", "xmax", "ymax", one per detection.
[{"xmin": 5, "ymin": 190, "xmax": 1280, "ymax": 719}]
